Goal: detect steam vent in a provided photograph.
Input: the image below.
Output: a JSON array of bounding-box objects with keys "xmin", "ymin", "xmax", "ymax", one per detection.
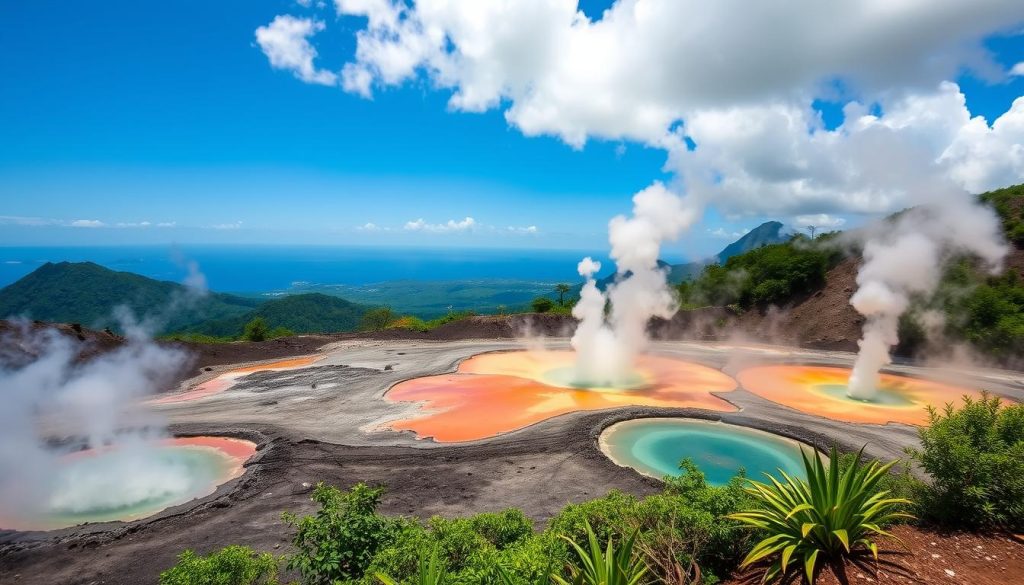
[
  {"xmin": 736, "ymin": 365, "xmax": 987, "ymax": 425},
  {"xmin": 0, "ymin": 437, "xmax": 256, "ymax": 531}
]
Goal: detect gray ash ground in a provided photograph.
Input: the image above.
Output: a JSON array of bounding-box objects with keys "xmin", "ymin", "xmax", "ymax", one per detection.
[{"xmin": 1, "ymin": 337, "xmax": 1021, "ymax": 585}]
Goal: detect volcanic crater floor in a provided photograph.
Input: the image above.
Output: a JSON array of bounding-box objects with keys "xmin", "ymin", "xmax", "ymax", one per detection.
[{"xmin": 2, "ymin": 338, "xmax": 1023, "ymax": 585}]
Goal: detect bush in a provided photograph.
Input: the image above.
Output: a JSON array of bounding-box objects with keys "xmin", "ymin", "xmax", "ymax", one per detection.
[
  {"xmin": 283, "ymin": 483, "xmax": 398, "ymax": 584},
  {"xmin": 549, "ymin": 460, "xmax": 759, "ymax": 582},
  {"xmin": 910, "ymin": 392, "xmax": 1024, "ymax": 529},
  {"xmin": 531, "ymin": 297, "xmax": 554, "ymax": 313},
  {"xmin": 361, "ymin": 307, "xmax": 397, "ymax": 331},
  {"xmin": 242, "ymin": 317, "xmax": 270, "ymax": 342},
  {"xmin": 729, "ymin": 447, "xmax": 912, "ymax": 584},
  {"xmin": 159, "ymin": 545, "xmax": 279, "ymax": 585}
]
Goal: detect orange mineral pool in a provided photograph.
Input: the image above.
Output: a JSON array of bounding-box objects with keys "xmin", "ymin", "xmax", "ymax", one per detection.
[
  {"xmin": 385, "ymin": 350, "xmax": 738, "ymax": 442},
  {"xmin": 736, "ymin": 365, "xmax": 987, "ymax": 425},
  {"xmin": 151, "ymin": 355, "xmax": 321, "ymax": 404}
]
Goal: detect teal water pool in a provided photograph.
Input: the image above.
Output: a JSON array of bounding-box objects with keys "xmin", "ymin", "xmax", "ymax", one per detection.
[{"xmin": 599, "ymin": 418, "xmax": 810, "ymax": 485}]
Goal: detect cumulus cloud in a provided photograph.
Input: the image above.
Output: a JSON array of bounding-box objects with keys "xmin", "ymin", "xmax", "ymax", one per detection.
[
  {"xmin": 255, "ymin": 15, "xmax": 337, "ymax": 86},
  {"xmin": 356, "ymin": 222, "xmax": 387, "ymax": 231},
  {"xmin": 674, "ymin": 83, "xmax": 1024, "ymax": 216},
  {"xmin": 70, "ymin": 219, "xmax": 104, "ymax": 228},
  {"xmin": 506, "ymin": 225, "xmax": 538, "ymax": 234},
  {"xmin": 260, "ymin": 1, "xmax": 1024, "ymax": 218},
  {"xmin": 793, "ymin": 214, "xmax": 846, "ymax": 229},
  {"xmin": 707, "ymin": 227, "xmax": 750, "ymax": 239},
  {"xmin": 403, "ymin": 216, "xmax": 476, "ymax": 232},
  {"xmin": 327, "ymin": 0, "xmax": 1023, "ymax": 146},
  {"xmin": 1010, "ymin": 62, "xmax": 1024, "ymax": 77}
]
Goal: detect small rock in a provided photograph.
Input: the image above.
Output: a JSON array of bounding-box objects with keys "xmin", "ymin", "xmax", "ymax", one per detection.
[
  {"xmin": 944, "ymin": 569, "xmax": 956, "ymax": 577},
  {"xmin": 931, "ymin": 553, "xmax": 941, "ymax": 559}
]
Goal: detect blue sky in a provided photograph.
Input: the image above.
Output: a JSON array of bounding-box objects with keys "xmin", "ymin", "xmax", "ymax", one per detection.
[{"xmin": 2, "ymin": 1, "xmax": 1023, "ymax": 259}]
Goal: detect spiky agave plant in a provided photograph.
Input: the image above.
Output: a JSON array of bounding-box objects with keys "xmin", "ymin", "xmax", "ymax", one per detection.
[
  {"xmin": 376, "ymin": 547, "xmax": 447, "ymax": 585},
  {"xmin": 728, "ymin": 446, "xmax": 913, "ymax": 584},
  {"xmin": 553, "ymin": 520, "xmax": 649, "ymax": 585}
]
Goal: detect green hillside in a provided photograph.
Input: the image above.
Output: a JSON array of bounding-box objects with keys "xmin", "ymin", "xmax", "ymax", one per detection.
[
  {"xmin": 0, "ymin": 261, "xmax": 258, "ymax": 333},
  {"xmin": 187, "ymin": 293, "xmax": 369, "ymax": 336},
  {"xmin": 677, "ymin": 232, "xmax": 842, "ymax": 309}
]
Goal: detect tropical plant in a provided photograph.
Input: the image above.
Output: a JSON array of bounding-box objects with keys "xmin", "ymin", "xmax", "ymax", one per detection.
[
  {"xmin": 553, "ymin": 520, "xmax": 648, "ymax": 585},
  {"xmin": 910, "ymin": 392, "xmax": 1024, "ymax": 529},
  {"xmin": 554, "ymin": 283, "xmax": 572, "ymax": 306},
  {"xmin": 728, "ymin": 447, "xmax": 912, "ymax": 584},
  {"xmin": 376, "ymin": 547, "xmax": 448, "ymax": 585},
  {"xmin": 282, "ymin": 483, "xmax": 396, "ymax": 584},
  {"xmin": 159, "ymin": 545, "xmax": 279, "ymax": 585}
]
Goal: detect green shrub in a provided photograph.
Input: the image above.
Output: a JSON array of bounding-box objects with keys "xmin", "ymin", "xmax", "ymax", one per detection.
[
  {"xmin": 729, "ymin": 447, "xmax": 912, "ymax": 584},
  {"xmin": 361, "ymin": 307, "xmax": 398, "ymax": 331},
  {"xmin": 470, "ymin": 509, "xmax": 534, "ymax": 549},
  {"xmin": 531, "ymin": 297, "xmax": 555, "ymax": 313},
  {"xmin": 243, "ymin": 317, "xmax": 270, "ymax": 342},
  {"xmin": 159, "ymin": 545, "xmax": 279, "ymax": 585},
  {"xmin": 283, "ymin": 483, "xmax": 397, "ymax": 584},
  {"xmin": 910, "ymin": 393, "xmax": 1024, "ymax": 529},
  {"xmin": 549, "ymin": 460, "xmax": 758, "ymax": 582}
]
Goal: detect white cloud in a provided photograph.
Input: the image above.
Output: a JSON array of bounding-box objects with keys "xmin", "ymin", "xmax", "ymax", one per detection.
[
  {"xmin": 793, "ymin": 214, "xmax": 846, "ymax": 229},
  {"xmin": 157, "ymin": 221, "xmax": 177, "ymax": 228},
  {"xmin": 673, "ymin": 83, "xmax": 1024, "ymax": 216},
  {"xmin": 329, "ymin": 0, "xmax": 1024, "ymax": 147},
  {"xmin": 264, "ymin": 1, "xmax": 1024, "ymax": 220},
  {"xmin": 210, "ymin": 221, "xmax": 243, "ymax": 230},
  {"xmin": 356, "ymin": 222, "xmax": 385, "ymax": 231},
  {"xmin": 507, "ymin": 225, "xmax": 539, "ymax": 234},
  {"xmin": 115, "ymin": 221, "xmax": 152, "ymax": 228},
  {"xmin": 70, "ymin": 219, "xmax": 104, "ymax": 228},
  {"xmin": 0, "ymin": 215, "xmax": 61, "ymax": 227},
  {"xmin": 255, "ymin": 15, "xmax": 337, "ymax": 86},
  {"xmin": 707, "ymin": 227, "xmax": 749, "ymax": 239},
  {"xmin": 403, "ymin": 216, "xmax": 476, "ymax": 232},
  {"xmin": 1010, "ymin": 62, "xmax": 1024, "ymax": 77}
]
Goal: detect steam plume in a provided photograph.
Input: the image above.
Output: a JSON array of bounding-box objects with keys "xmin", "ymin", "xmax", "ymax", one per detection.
[
  {"xmin": 847, "ymin": 195, "xmax": 1006, "ymax": 399},
  {"xmin": 571, "ymin": 183, "xmax": 697, "ymax": 385},
  {"xmin": 0, "ymin": 323, "xmax": 188, "ymax": 520}
]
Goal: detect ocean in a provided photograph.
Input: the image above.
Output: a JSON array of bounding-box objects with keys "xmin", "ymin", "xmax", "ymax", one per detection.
[{"xmin": 0, "ymin": 245, "xmax": 639, "ymax": 293}]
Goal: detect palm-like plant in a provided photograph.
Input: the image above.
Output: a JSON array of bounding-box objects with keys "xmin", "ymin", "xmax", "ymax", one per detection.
[
  {"xmin": 555, "ymin": 283, "xmax": 571, "ymax": 306},
  {"xmin": 553, "ymin": 521, "xmax": 648, "ymax": 585},
  {"xmin": 376, "ymin": 547, "xmax": 447, "ymax": 585},
  {"xmin": 728, "ymin": 447, "xmax": 913, "ymax": 584}
]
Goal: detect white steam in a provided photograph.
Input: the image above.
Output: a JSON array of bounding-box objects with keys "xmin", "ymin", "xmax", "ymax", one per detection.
[
  {"xmin": 571, "ymin": 182, "xmax": 698, "ymax": 385},
  {"xmin": 847, "ymin": 197, "xmax": 1006, "ymax": 399},
  {"xmin": 0, "ymin": 324, "xmax": 190, "ymax": 520}
]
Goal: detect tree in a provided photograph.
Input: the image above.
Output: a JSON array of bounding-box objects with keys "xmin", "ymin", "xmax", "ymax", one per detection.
[
  {"xmin": 361, "ymin": 307, "xmax": 397, "ymax": 331},
  {"xmin": 242, "ymin": 317, "xmax": 269, "ymax": 342},
  {"xmin": 554, "ymin": 283, "xmax": 571, "ymax": 306},
  {"xmin": 531, "ymin": 297, "xmax": 554, "ymax": 313}
]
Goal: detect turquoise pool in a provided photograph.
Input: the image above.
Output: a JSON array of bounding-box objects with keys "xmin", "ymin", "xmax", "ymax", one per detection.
[{"xmin": 599, "ymin": 418, "xmax": 810, "ymax": 485}]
